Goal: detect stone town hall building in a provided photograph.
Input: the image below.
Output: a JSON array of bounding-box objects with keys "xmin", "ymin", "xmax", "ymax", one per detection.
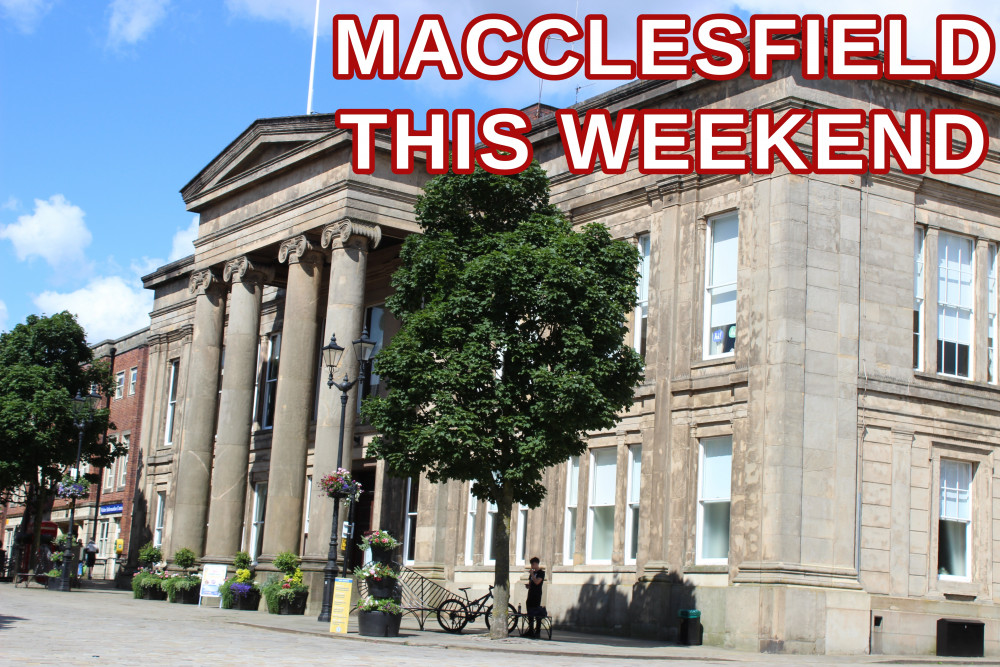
[{"xmin": 139, "ymin": 58, "xmax": 1000, "ymax": 654}]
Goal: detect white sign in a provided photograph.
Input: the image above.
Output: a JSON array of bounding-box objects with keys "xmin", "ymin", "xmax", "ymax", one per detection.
[{"xmin": 199, "ymin": 563, "xmax": 228, "ymax": 607}]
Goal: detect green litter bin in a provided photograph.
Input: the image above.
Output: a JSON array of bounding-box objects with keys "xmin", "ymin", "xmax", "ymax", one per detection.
[{"xmin": 678, "ymin": 609, "xmax": 702, "ymax": 646}]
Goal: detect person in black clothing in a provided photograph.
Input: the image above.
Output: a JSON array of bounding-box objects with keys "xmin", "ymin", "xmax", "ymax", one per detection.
[{"xmin": 525, "ymin": 556, "xmax": 545, "ymax": 638}]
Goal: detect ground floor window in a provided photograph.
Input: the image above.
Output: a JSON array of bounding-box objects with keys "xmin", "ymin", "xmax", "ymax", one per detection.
[
  {"xmin": 403, "ymin": 477, "xmax": 419, "ymax": 565},
  {"xmin": 249, "ymin": 483, "xmax": 267, "ymax": 564},
  {"xmin": 697, "ymin": 436, "xmax": 732, "ymax": 564},
  {"xmin": 153, "ymin": 491, "xmax": 165, "ymax": 548},
  {"xmin": 939, "ymin": 458, "xmax": 972, "ymax": 580},
  {"xmin": 587, "ymin": 448, "xmax": 617, "ymax": 563}
]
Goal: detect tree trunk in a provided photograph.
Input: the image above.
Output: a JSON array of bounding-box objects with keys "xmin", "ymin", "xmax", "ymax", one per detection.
[
  {"xmin": 490, "ymin": 484, "xmax": 514, "ymax": 639},
  {"xmin": 28, "ymin": 480, "xmax": 45, "ymax": 572}
]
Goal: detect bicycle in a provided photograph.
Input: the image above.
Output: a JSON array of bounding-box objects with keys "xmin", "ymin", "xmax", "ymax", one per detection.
[{"xmin": 436, "ymin": 585, "xmax": 518, "ymax": 634}]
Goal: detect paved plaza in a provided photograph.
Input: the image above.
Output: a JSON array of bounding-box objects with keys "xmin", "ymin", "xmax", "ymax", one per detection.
[{"xmin": 0, "ymin": 584, "xmax": 991, "ymax": 666}]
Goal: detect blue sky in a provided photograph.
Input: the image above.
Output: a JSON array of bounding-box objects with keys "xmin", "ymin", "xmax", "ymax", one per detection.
[{"xmin": 1, "ymin": 0, "xmax": 997, "ymax": 342}]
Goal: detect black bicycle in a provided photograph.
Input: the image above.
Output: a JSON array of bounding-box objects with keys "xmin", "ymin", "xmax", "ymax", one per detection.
[{"xmin": 436, "ymin": 585, "xmax": 518, "ymax": 633}]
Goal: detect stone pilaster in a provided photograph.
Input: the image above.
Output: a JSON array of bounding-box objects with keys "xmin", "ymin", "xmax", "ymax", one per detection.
[
  {"xmin": 304, "ymin": 219, "xmax": 381, "ymax": 561},
  {"xmin": 169, "ymin": 269, "xmax": 225, "ymax": 557},
  {"xmin": 203, "ymin": 256, "xmax": 273, "ymax": 562},
  {"xmin": 260, "ymin": 236, "xmax": 325, "ymax": 560}
]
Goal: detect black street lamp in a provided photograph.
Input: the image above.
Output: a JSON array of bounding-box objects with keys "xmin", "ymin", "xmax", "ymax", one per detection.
[
  {"xmin": 59, "ymin": 388, "xmax": 101, "ymax": 592},
  {"xmin": 317, "ymin": 328, "xmax": 376, "ymax": 623}
]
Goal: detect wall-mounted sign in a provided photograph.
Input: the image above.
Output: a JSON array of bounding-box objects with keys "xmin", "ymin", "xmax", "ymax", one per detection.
[{"xmin": 99, "ymin": 503, "xmax": 123, "ymax": 515}]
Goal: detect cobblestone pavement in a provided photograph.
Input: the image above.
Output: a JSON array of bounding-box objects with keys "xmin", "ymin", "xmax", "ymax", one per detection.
[{"xmin": 0, "ymin": 585, "xmax": 991, "ymax": 666}]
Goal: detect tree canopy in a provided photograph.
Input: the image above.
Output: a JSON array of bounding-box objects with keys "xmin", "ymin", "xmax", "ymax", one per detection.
[
  {"xmin": 0, "ymin": 312, "xmax": 115, "ymax": 500},
  {"xmin": 363, "ymin": 164, "xmax": 644, "ymax": 637}
]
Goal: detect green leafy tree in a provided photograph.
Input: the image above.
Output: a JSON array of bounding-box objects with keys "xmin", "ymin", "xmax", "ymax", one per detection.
[
  {"xmin": 363, "ymin": 165, "xmax": 644, "ymax": 638},
  {"xmin": 0, "ymin": 312, "xmax": 116, "ymax": 568}
]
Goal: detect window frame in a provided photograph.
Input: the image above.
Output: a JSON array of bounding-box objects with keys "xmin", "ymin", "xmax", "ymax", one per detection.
[
  {"xmin": 484, "ymin": 499, "xmax": 499, "ymax": 566},
  {"xmin": 403, "ymin": 477, "xmax": 419, "ymax": 565},
  {"xmin": 153, "ymin": 491, "xmax": 166, "ymax": 548},
  {"xmin": 938, "ymin": 458, "xmax": 973, "ymax": 582},
  {"xmin": 988, "ymin": 243, "xmax": 997, "ymax": 384},
  {"xmin": 164, "ymin": 360, "xmax": 179, "ymax": 447},
  {"xmin": 696, "ymin": 435, "xmax": 733, "ymax": 566},
  {"xmin": 114, "ymin": 371, "xmax": 125, "ymax": 400},
  {"xmin": 586, "ymin": 447, "xmax": 617, "ymax": 565},
  {"xmin": 261, "ymin": 334, "xmax": 281, "ymax": 430},
  {"xmin": 128, "ymin": 366, "xmax": 138, "ymax": 395},
  {"xmin": 634, "ymin": 234, "xmax": 651, "ymax": 359},
  {"xmin": 564, "ymin": 455, "xmax": 580, "ymax": 566},
  {"xmin": 625, "ymin": 444, "xmax": 642, "ymax": 564},
  {"xmin": 465, "ymin": 485, "xmax": 477, "ymax": 566},
  {"xmin": 515, "ymin": 505, "xmax": 528, "ymax": 567},
  {"xmin": 936, "ymin": 232, "xmax": 975, "ymax": 379},
  {"xmin": 118, "ymin": 434, "xmax": 129, "ymax": 488},
  {"xmin": 914, "ymin": 226, "xmax": 925, "ymax": 371},
  {"xmin": 703, "ymin": 212, "xmax": 739, "ymax": 360},
  {"xmin": 249, "ymin": 482, "xmax": 268, "ymax": 564}
]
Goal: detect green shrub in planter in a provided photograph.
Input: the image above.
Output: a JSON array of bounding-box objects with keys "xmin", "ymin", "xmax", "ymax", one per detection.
[
  {"xmin": 173, "ymin": 547, "xmax": 197, "ymax": 571},
  {"xmin": 138, "ymin": 542, "xmax": 162, "ymax": 567},
  {"xmin": 271, "ymin": 551, "xmax": 300, "ymax": 576},
  {"xmin": 162, "ymin": 573, "xmax": 201, "ymax": 602},
  {"xmin": 131, "ymin": 570, "xmax": 160, "ymax": 599},
  {"xmin": 233, "ymin": 551, "xmax": 252, "ymax": 570}
]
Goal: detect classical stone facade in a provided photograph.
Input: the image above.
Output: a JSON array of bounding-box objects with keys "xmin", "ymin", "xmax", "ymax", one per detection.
[{"xmin": 138, "ymin": 63, "xmax": 1000, "ymax": 655}]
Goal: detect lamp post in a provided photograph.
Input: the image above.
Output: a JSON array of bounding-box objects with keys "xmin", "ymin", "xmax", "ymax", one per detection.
[
  {"xmin": 59, "ymin": 388, "xmax": 100, "ymax": 592},
  {"xmin": 317, "ymin": 329, "xmax": 376, "ymax": 623}
]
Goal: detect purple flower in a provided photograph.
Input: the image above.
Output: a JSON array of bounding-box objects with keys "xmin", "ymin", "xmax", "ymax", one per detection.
[{"xmin": 230, "ymin": 583, "xmax": 254, "ymax": 598}]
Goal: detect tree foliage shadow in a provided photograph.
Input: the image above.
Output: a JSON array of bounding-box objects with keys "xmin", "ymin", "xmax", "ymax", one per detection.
[
  {"xmin": 0, "ymin": 614, "xmax": 26, "ymax": 631},
  {"xmin": 559, "ymin": 571, "xmax": 697, "ymax": 643}
]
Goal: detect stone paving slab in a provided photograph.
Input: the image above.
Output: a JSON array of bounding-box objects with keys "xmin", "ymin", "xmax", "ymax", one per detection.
[{"xmin": 1, "ymin": 584, "xmax": 997, "ymax": 666}]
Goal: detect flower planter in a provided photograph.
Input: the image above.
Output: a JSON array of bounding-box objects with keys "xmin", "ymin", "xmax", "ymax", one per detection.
[
  {"xmin": 142, "ymin": 586, "xmax": 167, "ymax": 601},
  {"xmin": 46, "ymin": 576, "xmax": 62, "ymax": 591},
  {"xmin": 365, "ymin": 576, "xmax": 397, "ymax": 600},
  {"xmin": 358, "ymin": 610, "xmax": 402, "ymax": 637},
  {"xmin": 232, "ymin": 589, "xmax": 261, "ymax": 611},
  {"xmin": 277, "ymin": 590, "xmax": 308, "ymax": 615},
  {"xmin": 370, "ymin": 546, "xmax": 395, "ymax": 564},
  {"xmin": 173, "ymin": 587, "xmax": 201, "ymax": 605}
]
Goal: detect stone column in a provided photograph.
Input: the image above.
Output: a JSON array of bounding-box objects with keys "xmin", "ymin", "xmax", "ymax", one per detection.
[
  {"xmin": 203, "ymin": 257, "xmax": 273, "ymax": 562},
  {"xmin": 260, "ymin": 236, "xmax": 325, "ymax": 559},
  {"xmin": 169, "ymin": 269, "xmax": 225, "ymax": 557},
  {"xmin": 304, "ymin": 219, "xmax": 381, "ymax": 561}
]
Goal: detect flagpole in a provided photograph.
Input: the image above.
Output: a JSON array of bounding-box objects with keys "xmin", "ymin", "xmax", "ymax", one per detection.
[{"xmin": 306, "ymin": 0, "xmax": 320, "ymax": 114}]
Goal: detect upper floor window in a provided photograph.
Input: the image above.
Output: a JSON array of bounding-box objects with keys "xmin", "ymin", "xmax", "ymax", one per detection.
[
  {"xmin": 114, "ymin": 371, "xmax": 125, "ymax": 400},
  {"xmin": 697, "ymin": 435, "xmax": 732, "ymax": 565},
  {"xmin": 634, "ymin": 234, "xmax": 651, "ymax": 360},
  {"xmin": 360, "ymin": 305, "xmax": 386, "ymax": 409},
  {"xmin": 118, "ymin": 434, "xmax": 129, "ymax": 488},
  {"xmin": 914, "ymin": 227, "xmax": 925, "ymax": 370},
  {"xmin": 939, "ymin": 459, "xmax": 973, "ymax": 580},
  {"xmin": 164, "ymin": 360, "xmax": 179, "ymax": 447},
  {"xmin": 128, "ymin": 366, "xmax": 138, "ymax": 395},
  {"xmin": 261, "ymin": 333, "xmax": 281, "ymax": 429},
  {"xmin": 937, "ymin": 233, "xmax": 974, "ymax": 378},
  {"xmin": 704, "ymin": 213, "xmax": 739, "ymax": 358},
  {"xmin": 989, "ymin": 244, "xmax": 997, "ymax": 384}
]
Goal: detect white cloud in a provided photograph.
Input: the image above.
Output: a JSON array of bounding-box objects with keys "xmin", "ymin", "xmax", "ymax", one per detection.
[
  {"xmin": 108, "ymin": 0, "xmax": 169, "ymax": 46},
  {"xmin": 2, "ymin": 196, "xmax": 19, "ymax": 211},
  {"xmin": 0, "ymin": 194, "xmax": 91, "ymax": 273},
  {"xmin": 34, "ymin": 276, "xmax": 152, "ymax": 342},
  {"xmin": 0, "ymin": 299, "xmax": 8, "ymax": 332},
  {"xmin": 168, "ymin": 215, "xmax": 198, "ymax": 261},
  {"xmin": 0, "ymin": 0, "xmax": 52, "ymax": 33}
]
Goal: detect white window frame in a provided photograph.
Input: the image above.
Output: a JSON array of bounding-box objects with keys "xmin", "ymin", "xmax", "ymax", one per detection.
[
  {"xmin": 989, "ymin": 243, "xmax": 997, "ymax": 384},
  {"xmin": 938, "ymin": 458, "xmax": 973, "ymax": 582},
  {"xmin": 403, "ymin": 477, "xmax": 418, "ymax": 565},
  {"xmin": 564, "ymin": 455, "xmax": 580, "ymax": 565},
  {"xmin": 303, "ymin": 475, "xmax": 311, "ymax": 536},
  {"xmin": 696, "ymin": 435, "xmax": 733, "ymax": 565},
  {"xmin": 586, "ymin": 448, "xmax": 617, "ymax": 565},
  {"xmin": 128, "ymin": 366, "xmax": 138, "ymax": 395},
  {"xmin": 703, "ymin": 212, "xmax": 739, "ymax": 360},
  {"xmin": 250, "ymin": 482, "xmax": 267, "ymax": 564},
  {"xmin": 114, "ymin": 371, "xmax": 125, "ymax": 400},
  {"xmin": 98, "ymin": 518, "xmax": 112, "ymax": 557},
  {"xmin": 153, "ymin": 491, "xmax": 166, "ymax": 548},
  {"xmin": 634, "ymin": 234, "xmax": 651, "ymax": 359},
  {"xmin": 118, "ymin": 434, "xmax": 129, "ymax": 488},
  {"xmin": 164, "ymin": 360, "xmax": 179, "ymax": 447},
  {"xmin": 484, "ymin": 500, "xmax": 498, "ymax": 566},
  {"xmin": 936, "ymin": 232, "xmax": 974, "ymax": 379},
  {"xmin": 625, "ymin": 445, "xmax": 642, "ymax": 564},
  {"xmin": 465, "ymin": 485, "xmax": 477, "ymax": 566},
  {"xmin": 914, "ymin": 227, "xmax": 925, "ymax": 371},
  {"xmin": 261, "ymin": 334, "xmax": 281, "ymax": 429},
  {"xmin": 515, "ymin": 506, "xmax": 528, "ymax": 567},
  {"xmin": 359, "ymin": 304, "xmax": 386, "ymax": 412},
  {"xmin": 104, "ymin": 456, "xmax": 115, "ymax": 490}
]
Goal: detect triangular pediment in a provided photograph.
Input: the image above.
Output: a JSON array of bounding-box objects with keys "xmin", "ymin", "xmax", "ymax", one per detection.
[{"xmin": 181, "ymin": 114, "xmax": 343, "ymax": 208}]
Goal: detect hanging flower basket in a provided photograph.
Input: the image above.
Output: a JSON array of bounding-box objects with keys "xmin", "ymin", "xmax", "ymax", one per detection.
[
  {"xmin": 318, "ymin": 468, "xmax": 362, "ymax": 500},
  {"xmin": 56, "ymin": 475, "xmax": 91, "ymax": 500}
]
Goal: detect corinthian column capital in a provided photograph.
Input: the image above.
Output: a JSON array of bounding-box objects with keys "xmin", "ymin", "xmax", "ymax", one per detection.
[
  {"xmin": 277, "ymin": 234, "xmax": 324, "ymax": 267},
  {"xmin": 222, "ymin": 256, "xmax": 274, "ymax": 286},
  {"xmin": 188, "ymin": 268, "xmax": 223, "ymax": 295},
  {"xmin": 321, "ymin": 218, "xmax": 381, "ymax": 252}
]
